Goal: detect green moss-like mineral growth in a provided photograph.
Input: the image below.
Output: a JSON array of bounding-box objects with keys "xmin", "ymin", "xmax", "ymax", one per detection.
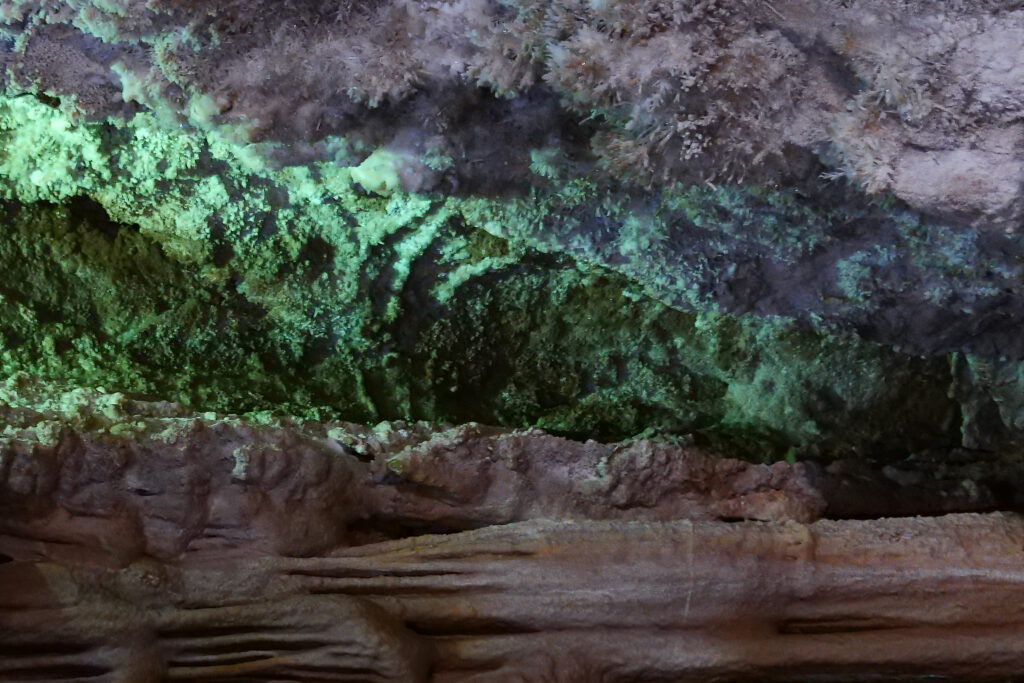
[{"xmin": 0, "ymin": 91, "xmax": 964, "ymax": 461}]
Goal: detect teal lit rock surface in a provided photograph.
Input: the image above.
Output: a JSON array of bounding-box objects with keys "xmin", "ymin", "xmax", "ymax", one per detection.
[
  {"xmin": 1, "ymin": 0, "xmax": 1024, "ymax": 459},
  {"xmin": 0, "ymin": 94, "xmax": 965, "ymax": 462}
]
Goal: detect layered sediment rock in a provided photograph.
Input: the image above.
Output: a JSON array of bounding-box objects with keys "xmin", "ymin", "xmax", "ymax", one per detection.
[{"xmin": 4, "ymin": 387, "xmax": 1024, "ymax": 680}]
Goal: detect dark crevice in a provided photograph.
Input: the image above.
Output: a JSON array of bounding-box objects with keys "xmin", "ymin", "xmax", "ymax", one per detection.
[
  {"xmin": 0, "ymin": 665, "xmax": 110, "ymax": 679},
  {"xmin": 286, "ymin": 567, "xmax": 465, "ymax": 579},
  {"xmin": 344, "ymin": 516, "xmax": 476, "ymax": 546},
  {"xmin": 0, "ymin": 642, "xmax": 93, "ymax": 656},
  {"xmin": 168, "ymin": 653, "xmax": 275, "ymax": 667},
  {"xmin": 403, "ymin": 619, "xmax": 541, "ymax": 637},
  {"xmin": 185, "ymin": 639, "xmax": 328, "ymax": 654},
  {"xmin": 778, "ymin": 618, "xmax": 911, "ymax": 636},
  {"xmin": 157, "ymin": 625, "xmax": 284, "ymax": 639}
]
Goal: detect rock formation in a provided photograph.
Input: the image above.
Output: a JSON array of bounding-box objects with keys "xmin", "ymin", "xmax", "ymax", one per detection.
[
  {"xmin": 4, "ymin": 0, "xmax": 1024, "ymax": 678},
  {"xmin": 4, "ymin": 383, "xmax": 1024, "ymax": 680}
]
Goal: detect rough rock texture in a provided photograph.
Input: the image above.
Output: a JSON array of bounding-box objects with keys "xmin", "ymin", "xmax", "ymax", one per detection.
[
  {"xmin": 0, "ymin": 194, "xmax": 966, "ymax": 462},
  {"xmin": 3, "ymin": 380, "xmax": 1012, "ymax": 558},
  {"xmin": 3, "ymin": 3, "xmax": 1024, "ymax": 453},
  {"xmin": 6, "ymin": 0, "xmax": 1024, "ymax": 678},
  {"xmin": 4, "ymin": 0, "xmax": 1024, "ymax": 225},
  {"xmin": 4, "ymin": 1, "xmax": 1024, "ymax": 351},
  {"xmin": 4, "ymin": 388, "xmax": 1024, "ymax": 680}
]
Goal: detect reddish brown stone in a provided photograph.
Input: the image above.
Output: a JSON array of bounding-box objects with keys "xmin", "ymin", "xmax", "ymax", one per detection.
[{"xmin": 3, "ymin": 399, "xmax": 1023, "ymax": 680}]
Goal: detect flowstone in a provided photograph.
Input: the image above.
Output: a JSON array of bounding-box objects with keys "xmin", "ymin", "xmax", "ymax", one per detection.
[{"xmin": 2, "ymin": 380, "xmax": 1024, "ymax": 681}]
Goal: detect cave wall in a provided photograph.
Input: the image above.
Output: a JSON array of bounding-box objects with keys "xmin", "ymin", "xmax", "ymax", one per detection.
[
  {"xmin": 5, "ymin": 1, "xmax": 1024, "ymax": 679},
  {"xmin": 0, "ymin": 99, "xmax": 969, "ymax": 461},
  {"xmin": 2, "ymin": 1, "xmax": 1024, "ymax": 455}
]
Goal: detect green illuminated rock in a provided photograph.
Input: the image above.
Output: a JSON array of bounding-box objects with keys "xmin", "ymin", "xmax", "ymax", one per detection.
[{"xmin": 0, "ymin": 93, "xmax": 964, "ymax": 460}]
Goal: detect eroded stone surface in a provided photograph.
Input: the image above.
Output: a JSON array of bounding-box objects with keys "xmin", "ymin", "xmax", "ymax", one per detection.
[
  {"xmin": 4, "ymin": 381, "xmax": 1024, "ymax": 680},
  {"xmin": 6, "ymin": 509, "xmax": 1024, "ymax": 681},
  {"xmin": 2, "ymin": 382, "xmax": 1013, "ymax": 564}
]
